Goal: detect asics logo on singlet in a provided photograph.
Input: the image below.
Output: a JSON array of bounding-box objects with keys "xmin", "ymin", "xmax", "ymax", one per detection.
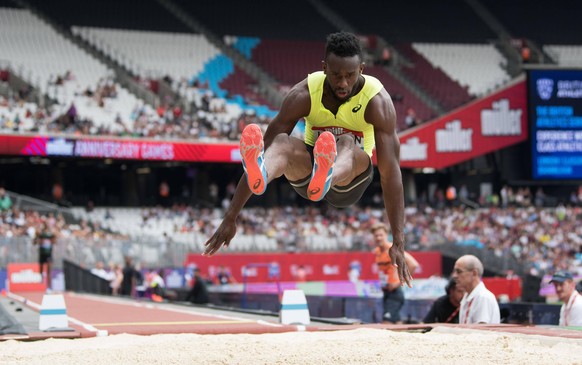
[{"xmin": 352, "ymin": 104, "xmax": 362, "ymax": 113}]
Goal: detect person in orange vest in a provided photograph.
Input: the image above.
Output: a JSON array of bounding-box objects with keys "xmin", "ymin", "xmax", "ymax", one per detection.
[{"xmin": 372, "ymin": 223, "xmax": 419, "ymax": 323}]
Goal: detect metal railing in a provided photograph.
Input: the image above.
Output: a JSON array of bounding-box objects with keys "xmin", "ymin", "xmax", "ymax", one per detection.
[
  {"xmin": 1, "ymin": 235, "xmax": 194, "ymax": 270},
  {"xmin": 7, "ymin": 191, "xmax": 75, "ymax": 222}
]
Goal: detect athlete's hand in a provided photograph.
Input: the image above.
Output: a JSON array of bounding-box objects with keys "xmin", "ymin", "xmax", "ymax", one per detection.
[
  {"xmin": 203, "ymin": 218, "xmax": 236, "ymax": 256},
  {"xmin": 390, "ymin": 243, "xmax": 413, "ymax": 287}
]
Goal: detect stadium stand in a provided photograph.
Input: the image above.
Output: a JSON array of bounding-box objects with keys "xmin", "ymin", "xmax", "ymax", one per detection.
[
  {"xmin": 0, "ymin": 7, "xmax": 155, "ymax": 131},
  {"xmin": 72, "ymin": 27, "xmax": 218, "ymax": 83},
  {"xmin": 412, "ymin": 43, "xmax": 510, "ymax": 96},
  {"xmin": 25, "ymin": 0, "xmax": 276, "ymax": 117},
  {"xmin": 364, "ymin": 65, "xmax": 436, "ymax": 129},
  {"xmin": 543, "ymin": 45, "xmax": 582, "ymax": 67},
  {"xmin": 219, "ymin": 65, "xmax": 275, "ymax": 109},
  {"xmin": 250, "ymin": 39, "xmax": 325, "ymax": 88},
  {"xmin": 394, "ymin": 43, "xmax": 473, "ymax": 111}
]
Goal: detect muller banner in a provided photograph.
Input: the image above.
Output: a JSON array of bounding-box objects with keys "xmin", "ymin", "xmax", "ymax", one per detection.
[
  {"xmin": 396, "ymin": 78, "xmax": 528, "ymax": 169},
  {"xmin": 7, "ymin": 263, "xmax": 45, "ymax": 292}
]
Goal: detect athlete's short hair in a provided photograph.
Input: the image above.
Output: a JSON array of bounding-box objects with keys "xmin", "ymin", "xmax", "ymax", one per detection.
[{"xmin": 325, "ymin": 31, "xmax": 362, "ymax": 61}]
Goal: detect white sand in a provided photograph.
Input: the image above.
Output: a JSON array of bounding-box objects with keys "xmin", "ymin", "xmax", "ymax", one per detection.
[{"xmin": 1, "ymin": 328, "xmax": 582, "ymax": 365}]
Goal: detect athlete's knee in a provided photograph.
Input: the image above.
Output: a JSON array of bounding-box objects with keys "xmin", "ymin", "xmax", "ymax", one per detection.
[
  {"xmin": 273, "ymin": 134, "xmax": 307, "ymax": 158},
  {"xmin": 336, "ymin": 134, "xmax": 356, "ymax": 149},
  {"xmin": 272, "ymin": 133, "xmax": 293, "ymax": 149}
]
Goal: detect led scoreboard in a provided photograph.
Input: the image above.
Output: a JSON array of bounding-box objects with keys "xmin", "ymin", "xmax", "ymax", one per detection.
[{"xmin": 529, "ymin": 68, "xmax": 582, "ymax": 180}]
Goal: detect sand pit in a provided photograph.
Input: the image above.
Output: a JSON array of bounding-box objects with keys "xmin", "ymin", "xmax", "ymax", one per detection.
[{"xmin": 1, "ymin": 328, "xmax": 582, "ymax": 365}]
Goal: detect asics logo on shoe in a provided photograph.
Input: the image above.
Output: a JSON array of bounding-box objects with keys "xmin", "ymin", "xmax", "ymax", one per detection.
[
  {"xmin": 352, "ymin": 104, "xmax": 362, "ymax": 113},
  {"xmin": 309, "ymin": 187, "xmax": 321, "ymax": 196},
  {"xmin": 253, "ymin": 179, "xmax": 262, "ymax": 190}
]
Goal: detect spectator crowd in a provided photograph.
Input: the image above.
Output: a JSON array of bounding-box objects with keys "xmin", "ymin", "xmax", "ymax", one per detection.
[
  {"xmin": 0, "ymin": 73, "xmax": 273, "ymax": 142},
  {"xmin": 1, "ymin": 187, "xmax": 580, "ymax": 279}
]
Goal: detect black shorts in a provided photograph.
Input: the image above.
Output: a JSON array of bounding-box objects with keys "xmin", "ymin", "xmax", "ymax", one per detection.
[
  {"xmin": 289, "ymin": 144, "xmax": 374, "ymax": 208},
  {"xmin": 38, "ymin": 248, "xmax": 53, "ymax": 264},
  {"xmin": 39, "ymin": 253, "xmax": 52, "ymax": 265}
]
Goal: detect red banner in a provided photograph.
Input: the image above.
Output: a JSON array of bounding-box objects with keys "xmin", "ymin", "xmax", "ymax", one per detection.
[
  {"xmin": 186, "ymin": 251, "xmax": 442, "ymax": 283},
  {"xmin": 394, "ymin": 79, "xmax": 528, "ymax": 169},
  {"xmin": 7, "ymin": 263, "xmax": 45, "ymax": 292},
  {"xmin": 482, "ymin": 277, "xmax": 522, "ymax": 301},
  {"xmin": 0, "ymin": 134, "xmax": 241, "ymax": 163}
]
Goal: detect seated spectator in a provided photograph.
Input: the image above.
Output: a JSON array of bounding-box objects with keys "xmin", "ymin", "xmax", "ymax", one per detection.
[
  {"xmin": 109, "ymin": 263, "xmax": 123, "ymax": 296},
  {"xmin": 185, "ymin": 268, "xmax": 209, "ymax": 304},
  {"xmin": 215, "ymin": 265, "xmax": 237, "ymax": 285},
  {"xmin": 150, "ymin": 269, "xmax": 177, "ymax": 302},
  {"xmin": 90, "ymin": 261, "xmax": 111, "ymax": 281},
  {"xmin": 423, "ymin": 279, "xmax": 465, "ymax": 323},
  {"xmin": 0, "ymin": 187, "xmax": 12, "ymax": 211},
  {"xmin": 120, "ymin": 256, "xmax": 141, "ymax": 297},
  {"xmin": 404, "ymin": 108, "xmax": 418, "ymax": 129}
]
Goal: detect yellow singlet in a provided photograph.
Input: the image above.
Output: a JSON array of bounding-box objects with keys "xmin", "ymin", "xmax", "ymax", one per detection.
[{"xmin": 304, "ymin": 71, "xmax": 383, "ymax": 157}]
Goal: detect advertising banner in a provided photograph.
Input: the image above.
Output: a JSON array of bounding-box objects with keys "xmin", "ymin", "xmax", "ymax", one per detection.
[
  {"xmin": 0, "ymin": 135, "xmax": 241, "ymax": 163},
  {"xmin": 185, "ymin": 251, "xmax": 442, "ymax": 283},
  {"xmin": 396, "ymin": 79, "xmax": 528, "ymax": 169},
  {"xmin": 7, "ymin": 263, "xmax": 45, "ymax": 292}
]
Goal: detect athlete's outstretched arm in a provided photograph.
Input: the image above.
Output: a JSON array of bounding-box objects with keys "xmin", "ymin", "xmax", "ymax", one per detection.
[
  {"xmin": 366, "ymin": 89, "xmax": 412, "ymax": 287},
  {"xmin": 203, "ymin": 81, "xmax": 310, "ymax": 256}
]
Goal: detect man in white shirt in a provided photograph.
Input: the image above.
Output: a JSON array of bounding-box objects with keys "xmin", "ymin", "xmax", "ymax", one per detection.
[
  {"xmin": 90, "ymin": 261, "xmax": 111, "ymax": 281},
  {"xmin": 452, "ymin": 255, "xmax": 500, "ymax": 324},
  {"xmin": 550, "ymin": 271, "xmax": 582, "ymax": 326}
]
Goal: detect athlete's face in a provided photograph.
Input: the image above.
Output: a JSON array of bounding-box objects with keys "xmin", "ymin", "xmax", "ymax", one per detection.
[{"xmin": 323, "ymin": 53, "xmax": 363, "ymax": 101}]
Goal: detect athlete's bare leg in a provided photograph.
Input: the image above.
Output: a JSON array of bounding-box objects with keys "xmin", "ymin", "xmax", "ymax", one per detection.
[
  {"xmin": 45, "ymin": 262, "xmax": 52, "ymax": 290},
  {"xmin": 263, "ymin": 133, "xmax": 313, "ymax": 182},
  {"xmin": 244, "ymin": 130, "xmax": 368, "ymax": 193},
  {"xmin": 329, "ymin": 134, "xmax": 371, "ymax": 187}
]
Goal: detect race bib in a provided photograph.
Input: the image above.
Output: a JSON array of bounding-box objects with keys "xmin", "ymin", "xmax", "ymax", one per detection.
[{"xmin": 312, "ymin": 126, "xmax": 365, "ymax": 150}]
